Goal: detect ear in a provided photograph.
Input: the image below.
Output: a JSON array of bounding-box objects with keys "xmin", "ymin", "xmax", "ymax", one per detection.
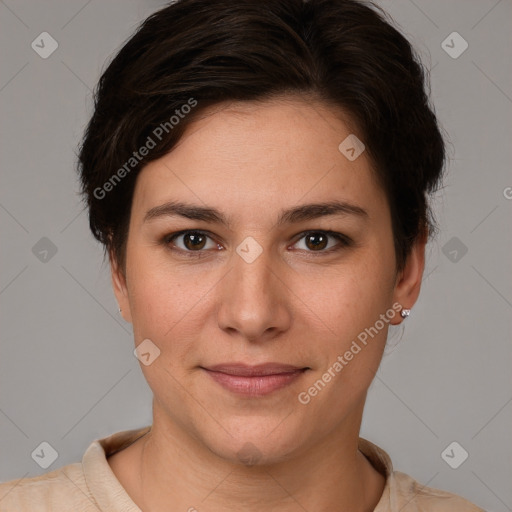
[
  {"xmin": 110, "ymin": 250, "xmax": 133, "ymax": 324},
  {"xmin": 390, "ymin": 228, "xmax": 427, "ymax": 325}
]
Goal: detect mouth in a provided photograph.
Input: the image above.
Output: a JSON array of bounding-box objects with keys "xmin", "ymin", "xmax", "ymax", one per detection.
[{"xmin": 201, "ymin": 363, "xmax": 310, "ymax": 397}]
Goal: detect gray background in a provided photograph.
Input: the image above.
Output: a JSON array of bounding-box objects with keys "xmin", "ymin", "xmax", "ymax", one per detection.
[{"xmin": 0, "ymin": 0, "xmax": 511, "ymax": 510}]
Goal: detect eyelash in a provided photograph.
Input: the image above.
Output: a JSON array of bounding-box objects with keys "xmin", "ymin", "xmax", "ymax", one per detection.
[{"xmin": 162, "ymin": 229, "xmax": 352, "ymax": 258}]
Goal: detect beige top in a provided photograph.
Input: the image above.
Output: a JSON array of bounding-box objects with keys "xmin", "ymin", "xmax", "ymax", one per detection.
[{"xmin": 0, "ymin": 426, "xmax": 484, "ymax": 511}]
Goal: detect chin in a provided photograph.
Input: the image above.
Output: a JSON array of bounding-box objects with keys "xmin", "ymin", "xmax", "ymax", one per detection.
[{"xmin": 197, "ymin": 414, "xmax": 312, "ymax": 467}]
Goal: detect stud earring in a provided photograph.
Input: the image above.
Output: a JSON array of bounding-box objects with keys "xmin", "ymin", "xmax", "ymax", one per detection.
[{"xmin": 400, "ymin": 308, "xmax": 411, "ymax": 319}]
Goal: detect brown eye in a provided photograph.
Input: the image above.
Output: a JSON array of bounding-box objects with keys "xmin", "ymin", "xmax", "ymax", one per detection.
[
  {"xmin": 305, "ymin": 232, "xmax": 329, "ymax": 251},
  {"xmin": 292, "ymin": 231, "xmax": 351, "ymax": 253},
  {"xmin": 166, "ymin": 231, "xmax": 218, "ymax": 252},
  {"xmin": 182, "ymin": 232, "xmax": 207, "ymax": 250}
]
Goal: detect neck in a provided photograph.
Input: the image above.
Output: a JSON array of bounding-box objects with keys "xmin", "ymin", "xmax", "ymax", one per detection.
[{"xmin": 122, "ymin": 401, "xmax": 385, "ymax": 512}]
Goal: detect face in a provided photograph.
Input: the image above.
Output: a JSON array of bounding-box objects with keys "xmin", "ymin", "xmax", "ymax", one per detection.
[{"xmin": 112, "ymin": 96, "xmax": 424, "ymax": 464}]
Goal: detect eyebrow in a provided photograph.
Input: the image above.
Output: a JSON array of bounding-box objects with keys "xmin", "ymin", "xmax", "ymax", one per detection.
[{"xmin": 143, "ymin": 199, "xmax": 368, "ymax": 227}]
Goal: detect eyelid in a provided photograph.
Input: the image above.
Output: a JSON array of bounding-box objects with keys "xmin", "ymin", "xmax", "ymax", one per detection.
[
  {"xmin": 289, "ymin": 230, "xmax": 352, "ymax": 253},
  {"xmin": 164, "ymin": 229, "xmax": 221, "ymax": 253}
]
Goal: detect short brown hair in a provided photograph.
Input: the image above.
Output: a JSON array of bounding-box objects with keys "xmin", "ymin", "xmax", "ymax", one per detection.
[{"xmin": 78, "ymin": 0, "xmax": 446, "ymax": 272}]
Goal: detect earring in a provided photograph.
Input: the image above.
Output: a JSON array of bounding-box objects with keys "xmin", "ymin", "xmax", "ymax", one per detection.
[
  {"xmin": 118, "ymin": 307, "xmax": 122, "ymax": 313},
  {"xmin": 400, "ymin": 308, "xmax": 411, "ymax": 319}
]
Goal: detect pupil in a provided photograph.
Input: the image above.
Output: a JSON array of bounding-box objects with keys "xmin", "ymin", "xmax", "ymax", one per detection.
[
  {"xmin": 307, "ymin": 233, "xmax": 327, "ymax": 250},
  {"xmin": 185, "ymin": 233, "xmax": 205, "ymax": 250}
]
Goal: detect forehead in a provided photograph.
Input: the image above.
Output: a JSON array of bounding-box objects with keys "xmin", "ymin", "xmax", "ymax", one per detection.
[{"xmin": 131, "ymin": 96, "xmax": 388, "ymax": 227}]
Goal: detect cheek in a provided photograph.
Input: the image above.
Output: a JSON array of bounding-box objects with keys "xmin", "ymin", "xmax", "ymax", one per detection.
[
  {"xmin": 127, "ymin": 266, "xmax": 202, "ymax": 401},
  {"xmin": 293, "ymin": 249, "xmax": 395, "ymax": 408},
  {"xmin": 298, "ymin": 250, "xmax": 395, "ymax": 341},
  {"xmin": 125, "ymin": 252, "xmax": 173, "ymax": 338},
  {"xmin": 125, "ymin": 252, "xmax": 219, "ymax": 362},
  {"xmin": 295, "ymin": 269, "xmax": 393, "ymax": 423}
]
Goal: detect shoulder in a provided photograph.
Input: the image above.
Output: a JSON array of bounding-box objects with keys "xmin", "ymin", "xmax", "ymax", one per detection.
[
  {"xmin": 358, "ymin": 438, "xmax": 485, "ymax": 512},
  {"xmin": 0, "ymin": 427, "xmax": 149, "ymax": 511},
  {"xmin": 391, "ymin": 470, "xmax": 486, "ymax": 511},
  {"xmin": 0, "ymin": 463, "xmax": 98, "ymax": 511}
]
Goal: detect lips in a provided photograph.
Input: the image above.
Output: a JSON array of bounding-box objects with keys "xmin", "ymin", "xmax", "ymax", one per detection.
[
  {"xmin": 205, "ymin": 363, "xmax": 306, "ymax": 376},
  {"xmin": 201, "ymin": 363, "xmax": 309, "ymax": 396}
]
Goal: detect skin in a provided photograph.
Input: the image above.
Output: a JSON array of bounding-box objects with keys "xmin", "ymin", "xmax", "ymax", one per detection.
[{"xmin": 108, "ymin": 95, "xmax": 426, "ymax": 512}]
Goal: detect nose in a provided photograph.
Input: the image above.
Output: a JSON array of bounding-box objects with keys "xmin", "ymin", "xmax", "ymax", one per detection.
[{"xmin": 216, "ymin": 243, "xmax": 292, "ymax": 343}]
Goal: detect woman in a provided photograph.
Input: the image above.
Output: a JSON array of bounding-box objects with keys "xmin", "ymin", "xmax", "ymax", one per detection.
[{"xmin": 0, "ymin": 0, "xmax": 485, "ymax": 510}]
